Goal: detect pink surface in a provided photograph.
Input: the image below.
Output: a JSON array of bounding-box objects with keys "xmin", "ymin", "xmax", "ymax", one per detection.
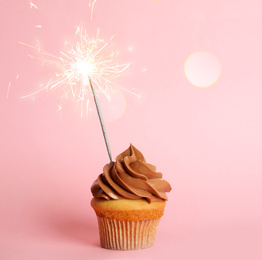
[{"xmin": 1, "ymin": 0, "xmax": 262, "ymax": 259}]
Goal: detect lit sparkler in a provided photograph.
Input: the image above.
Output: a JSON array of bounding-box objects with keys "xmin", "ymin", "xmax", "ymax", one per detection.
[
  {"xmin": 20, "ymin": 27, "xmax": 131, "ymax": 111},
  {"xmin": 20, "ymin": 26, "xmax": 135, "ymax": 161}
]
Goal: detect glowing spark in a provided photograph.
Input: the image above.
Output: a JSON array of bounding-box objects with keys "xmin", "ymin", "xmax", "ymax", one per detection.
[
  {"xmin": 36, "ymin": 40, "xmax": 41, "ymax": 53},
  {"xmin": 35, "ymin": 25, "xmax": 42, "ymax": 28},
  {"xmin": 57, "ymin": 105, "xmax": 62, "ymax": 111},
  {"xmin": 6, "ymin": 82, "xmax": 11, "ymax": 99},
  {"xmin": 20, "ymin": 27, "xmax": 137, "ymax": 116},
  {"xmin": 29, "ymin": 1, "xmax": 38, "ymax": 9},
  {"xmin": 128, "ymin": 46, "xmax": 134, "ymax": 52},
  {"xmin": 89, "ymin": 0, "xmax": 97, "ymax": 21},
  {"xmin": 6, "ymin": 75, "xmax": 20, "ymax": 99}
]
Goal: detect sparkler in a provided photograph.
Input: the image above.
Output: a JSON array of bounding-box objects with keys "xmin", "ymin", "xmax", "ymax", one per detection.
[{"xmin": 20, "ymin": 26, "xmax": 134, "ymax": 161}]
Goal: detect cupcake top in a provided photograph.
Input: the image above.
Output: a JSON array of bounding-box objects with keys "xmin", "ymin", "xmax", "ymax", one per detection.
[{"xmin": 91, "ymin": 144, "xmax": 172, "ymax": 203}]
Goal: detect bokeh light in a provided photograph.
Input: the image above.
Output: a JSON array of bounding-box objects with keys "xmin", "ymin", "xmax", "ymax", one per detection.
[
  {"xmin": 100, "ymin": 90, "xmax": 127, "ymax": 122},
  {"xmin": 184, "ymin": 51, "xmax": 221, "ymax": 88}
]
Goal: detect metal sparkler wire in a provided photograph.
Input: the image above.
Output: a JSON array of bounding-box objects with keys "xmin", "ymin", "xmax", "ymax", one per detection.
[{"xmin": 89, "ymin": 76, "xmax": 112, "ymax": 162}]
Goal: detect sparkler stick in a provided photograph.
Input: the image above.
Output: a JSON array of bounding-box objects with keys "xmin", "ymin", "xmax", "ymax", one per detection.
[{"xmin": 88, "ymin": 76, "xmax": 112, "ymax": 161}]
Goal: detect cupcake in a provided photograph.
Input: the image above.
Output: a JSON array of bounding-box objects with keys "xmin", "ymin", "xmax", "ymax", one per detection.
[{"xmin": 91, "ymin": 144, "xmax": 172, "ymax": 250}]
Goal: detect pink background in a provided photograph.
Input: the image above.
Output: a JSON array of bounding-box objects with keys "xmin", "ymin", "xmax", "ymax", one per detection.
[{"xmin": 1, "ymin": 0, "xmax": 262, "ymax": 259}]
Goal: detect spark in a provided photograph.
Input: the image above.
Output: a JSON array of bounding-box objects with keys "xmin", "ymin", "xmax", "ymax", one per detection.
[
  {"xmin": 89, "ymin": 0, "xmax": 97, "ymax": 21},
  {"xmin": 128, "ymin": 46, "xmax": 134, "ymax": 52},
  {"xmin": 6, "ymin": 82, "xmax": 11, "ymax": 99},
  {"xmin": 6, "ymin": 75, "xmax": 19, "ymax": 99},
  {"xmin": 29, "ymin": 1, "xmax": 38, "ymax": 9},
  {"xmin": 57, "ymin": 105, "xmax": 62, "ymax": 111},
  {"xmin": 20, "ymin": 27, "xmax": 138, "ymax": 116},
  {"xmin": 35, "ymin": 25, "xmax": 42, "ymax": 28}
]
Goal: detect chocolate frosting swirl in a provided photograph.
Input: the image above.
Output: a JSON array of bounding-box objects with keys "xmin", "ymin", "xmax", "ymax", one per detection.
[{"xmin": 91, "ymin": 144, "xmax": 172, "ymax": 203}]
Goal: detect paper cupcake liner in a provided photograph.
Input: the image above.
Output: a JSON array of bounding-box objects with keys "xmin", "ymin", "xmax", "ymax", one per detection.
[{"xmin": 97, "ymin": 217, "xmax": 161, "ymax": 250}]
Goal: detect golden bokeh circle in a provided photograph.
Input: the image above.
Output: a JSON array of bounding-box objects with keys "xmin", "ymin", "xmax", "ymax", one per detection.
[{"xmin": 184, "ymin": 51, "xmax": 221, "ymax": 88}]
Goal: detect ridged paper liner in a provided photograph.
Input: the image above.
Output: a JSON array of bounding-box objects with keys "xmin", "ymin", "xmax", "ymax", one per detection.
[{"xmin": 97, "ymin": 217, "xmax": 161, "ymax": 250}]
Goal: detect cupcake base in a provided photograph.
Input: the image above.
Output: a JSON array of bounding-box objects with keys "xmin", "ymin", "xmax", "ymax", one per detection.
[
  {"xmin": 91, "ymin": 198, "xmax": 166, "ymax": 250},
  {"xmin": 97, "ymin": 217, "xmax": 161, "ymax": 250}
]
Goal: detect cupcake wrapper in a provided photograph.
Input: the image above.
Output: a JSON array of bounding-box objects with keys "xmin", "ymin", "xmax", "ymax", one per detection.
[{"xmin": 97, "ymin": 217, "xmax": 161, "ymax": 250}]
